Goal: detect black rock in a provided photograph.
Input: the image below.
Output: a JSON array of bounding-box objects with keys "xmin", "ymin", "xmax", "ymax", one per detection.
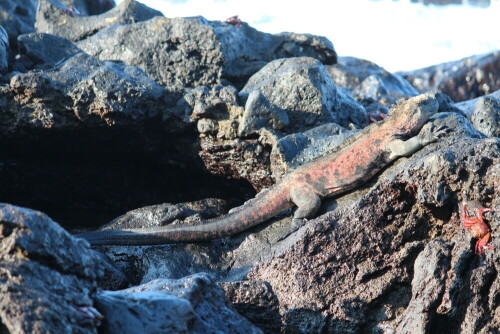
[
  {"xmin": 326, "ymin": 56, "xmax": 418, "ymax": 105},
  {"xmin": 77, "ymin": 16, "xmax": 337, "ymax": 88},
  {"xmin": 454, "ymin": 88, "xmax": 500, "ymax": 116},
  {"xmin": 35, "ymin": 0, "xmax": 162, "ymax": 42},
  {"xmin": 471, "ymin": 96, "xmax": 500, "ymax": 137},
  {"xmin": 95, "ymin": 273, "xmax": 262, "ymax": 334},
  {"xmin": 17, "ymin": 32, "xmax": 81, "ymax": 68},
  {"xmin": 0, "ymin": 0, "xmax": 37, "ymax": 47},
  {"xmin": 239, "ymin": 57, "xmax": 366, "ymax": 135},
  {"xmin": 395, "ymin": 240, "xmax": 451, "ymax": 333},
  {"xmin": 2, "ymin": 52, "xmax": 166, "ymax": 133},
  {"xmin": 0, "ymin": 203, "xmax": 120, "ymax": 334},
  {"xmin": 400, "ymin": 50, "xmax": 500, "ymax": 102}
]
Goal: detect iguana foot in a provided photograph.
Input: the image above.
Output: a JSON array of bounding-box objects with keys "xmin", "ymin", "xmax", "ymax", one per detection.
[{"xmin": 419, "ymin": 123, "xmax": 450, "ymax": 146}]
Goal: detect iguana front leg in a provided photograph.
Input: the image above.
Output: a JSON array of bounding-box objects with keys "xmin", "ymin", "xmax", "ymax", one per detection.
[{"xmin": 388, "ymin": 123, "xmax": 448, "ymax": 160}]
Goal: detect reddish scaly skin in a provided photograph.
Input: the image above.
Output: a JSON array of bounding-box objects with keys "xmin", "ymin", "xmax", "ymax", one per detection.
[
  {"xmin": 463, "ymin": 205, "xmax": 494, "ymax": 254},
  {"xmin": 78, "ymin": 94, "xmax": 442, "ymax": 245}
]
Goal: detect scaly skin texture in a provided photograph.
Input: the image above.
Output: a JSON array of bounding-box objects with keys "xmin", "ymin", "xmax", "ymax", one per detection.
[{"xmin": 78, "ymin": 94, "xmax": 445, "ymax": 245}]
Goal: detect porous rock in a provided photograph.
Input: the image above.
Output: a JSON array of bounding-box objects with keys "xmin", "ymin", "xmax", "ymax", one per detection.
[
  {"xmin": 1, "ymin": 52, "xmax": 166, "ymax": 133},
  {"xmin": 239, "ymin": 57, "xmax": 366, "ymax": 136},
  {"xmin": 0, "ymin": 0, "xmax": 36, "ymax": 47},
  {"xmin": 0, "ymin": 203, "xmax": 124, "ymax": 334},
  {"xmin": 395, "ymin": 240, "xmax": 451, "ymax": 334},
  {"xmin": 77, "ymin": 16, "xmax": 337, "ymax": 88},
  {"xmin": 35, "ymin": 0, "xmax": 161, "ymax": 42},
  {"xmin": 401, "ymin": 50, "xmax": 500, "ymax": 102},
  {"xmin": 454, "ymin": 88, "xmax": 500, "ymax": 117},
  {"xmin": 208, "ymin": 22, "xmax": 337, "ymax": 87},
  {"xmin": 95, "ymin": 273, "xmax": 262, "ymax": 334},
  {"xmin": 176, "ymin": 84, "xmax": 275, "ymax": 190},
  {"xmin": 326, "ymin": 56, "xmax": 418, "ymax": 105},
  {"xmin": 221, "ymin": 280, "xmax": 282, "ymax": 333},
  {"xmin": 17, "ymin": 32, "xmax": 81, "ymax": 68},
  {"xmin": 78, "ymin": 16, "xmax": 224, "ymax": 88},
  {"xmin": 471, "ymin": 96, "xmax": 500, "ymax": 137}
]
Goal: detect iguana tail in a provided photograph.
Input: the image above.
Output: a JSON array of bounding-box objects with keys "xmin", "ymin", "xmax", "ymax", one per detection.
[{"xmin": 77, "ymin": 186, "xmax": 292, "ymax": 245}]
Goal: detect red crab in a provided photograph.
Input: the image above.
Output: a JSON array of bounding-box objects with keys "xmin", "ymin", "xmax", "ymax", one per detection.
[
  {"xmin": 462, "ymin": 204, "xmax": 494, "ymax": 254},
  {"xmin": 226, "ymin": 15, "xmax": 242, "ymax": 27}
]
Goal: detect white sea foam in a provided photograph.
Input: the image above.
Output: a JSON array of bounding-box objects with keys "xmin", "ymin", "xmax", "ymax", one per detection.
[{"xmin": 116, "ymin": 0, "xmax": 500, "ymax": 72}]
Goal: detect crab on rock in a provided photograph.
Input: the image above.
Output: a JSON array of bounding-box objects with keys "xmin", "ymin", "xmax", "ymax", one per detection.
[{"xmin": 463, "ymin": 205, "xmax": 494, "ymax": 254}]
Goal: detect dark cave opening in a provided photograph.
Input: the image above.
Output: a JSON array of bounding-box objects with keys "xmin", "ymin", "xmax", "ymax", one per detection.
[{"xmin": 0, "ymin": 125, "xmax": 256, "ymax": 230}]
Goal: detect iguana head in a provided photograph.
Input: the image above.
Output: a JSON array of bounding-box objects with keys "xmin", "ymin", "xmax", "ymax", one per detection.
[{"xmin": 387, "ymin": 93, "xmax": 439, "ymax": 135}]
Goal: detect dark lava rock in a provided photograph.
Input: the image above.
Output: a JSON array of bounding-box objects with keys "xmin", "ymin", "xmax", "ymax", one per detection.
[
  {"xmin": 326, "ymin": 56, "xmax": 418, "ymax": 105},
  {"xmin": 17, "ymin": 32, "xmax": 81, "ymax": 68},
  {"xmin": 35, "ymin": 0, "xmax": 162, "ymax": 42},
  {"xmin": 0, "ymin": 203, "xmax": 123, "ymax": 334},
  {"xmin": 247, "ymin": 113, "xmax": 499, "ymax": 332},
  {"xmin": 77, "ymin": 16, "xmax": 337, "ymax": 88},
  {"xmin": 0, "ymin": 25, "xmax": 8, "ymax": 73},
  {"xmin": 96, "ymin": 198, "xmax": 228, "ymax": 231},
  {"xmin": 1, "ymin": 52, "xmax": 166, "ymax": 133},
  {"xmin": 471, "ymin": 96, "xmax": 500, "ymax": 137},
  {"xmin": 400, "ymin": 50, "xmax": 500, "ymax": 102},
  {"xmin": 209, "ymin": 23, "xmax": 337, "ymax": 88},
  {"xmin": 395, "ymin": 240, "xmax": 451, "ymax": 334},
  {"xmin": 95, "ymin": 273, "xmax": 262, "ymax": 334},
  {"xmin": 61, "ymin": 0, "xmax": 116, "ymax": 16},
  {"xmin": 221, "ymin": 280, "xmax": 282, "ymax": 333},
  {"xmin": 454, "ymin": 88, "xmax": 500, "ymax": 117},
  {"xmin": 270, "ymin": 123, "xmax": 356, "ymax": 180},
  {"xmin": 85, "ymin": 0, "xmax": 115, "ymax": 15},
  {"xmin": 239, "ymin": 57, "xmax": 366, "ymax": 135},
  {"xmin": 0, "ymin": 0, "xmax": 36, "ymax": 47},
  {"xmin": 78, "ymin": 16, "xmax": 223, "ymax": 88},
  {"xmin": 178, "ymin": 84, "xmax": 275, "ymax": 190}
]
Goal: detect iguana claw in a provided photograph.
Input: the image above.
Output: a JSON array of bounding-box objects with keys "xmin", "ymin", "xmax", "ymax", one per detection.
[{"xmin": 419, "ymin": 123, "xmax": 450, "ymax": 145}]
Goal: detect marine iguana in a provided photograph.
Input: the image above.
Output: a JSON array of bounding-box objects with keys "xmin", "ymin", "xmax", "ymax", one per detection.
[{"xmin": 78, "ymin": 93, "xmax": 447, "ymax": 245}]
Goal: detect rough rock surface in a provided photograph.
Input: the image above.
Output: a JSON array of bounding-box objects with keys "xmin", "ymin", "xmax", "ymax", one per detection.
[
  {"xmin": 471, "ymin": 96, "xmax": 500, "ymax": 137},
  {"xmin": 2, "ymin": 52, "xmax": 166, "ymax": 133},
  {"xmin": 0, "ymin": 0, "xmax": 37, "ymax": 47},
  {"xmin": 17, "ymin": 32, "xmax": 81, "ymax": 69},
  {"xmin": 401, "ymin": 50, "xmax": 500, "ymax": 102},
  {"xmin": 221, "ymin": 280, "xmax": 282, "ymax": 333},
  {"xmin": 454, "ymin": 88, "xmax": 500, "ymax": 117},
  {"xmin": 326, "ymin": 56, "xmax": 418, "ymax": 105},
  {"xmin": 35, "ymin": 0, "xmax": 161, "ymax": 43},
  {"xmin": 0, "ymin": 203, "xmax": 121, "ymax": 334},
  {"xmin": 77, "ymin": 16, "xmax": 337, "ymax": 88},
  {"xmin": 239, "ymin": 57, "xmax": 366, "ymax": 135},
  {"xmin": 95, "ymin": 273, "xmax": 262, "ymax": 334},
  {"xmin": 177, "ymin": 84, "xmax": 275, "ymax": 190}
]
